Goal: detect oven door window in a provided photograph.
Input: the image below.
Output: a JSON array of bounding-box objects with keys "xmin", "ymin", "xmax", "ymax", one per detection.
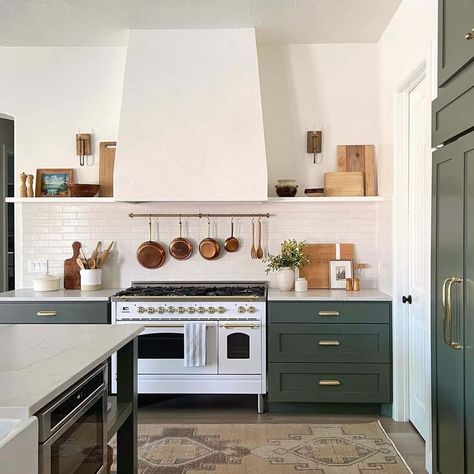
[
  {"xmin": 227, "ymin": 332, "xmax": 250, "ymax": 359},
  {"xmin": 138, "ymin": 332, "xmax": 184, "ymax": 359},
  {"xmin": 50, "ymin": 397, "xmax": 104, "ymax": 474}
]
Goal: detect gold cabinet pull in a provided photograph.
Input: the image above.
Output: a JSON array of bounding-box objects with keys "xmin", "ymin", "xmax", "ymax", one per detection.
[
  {"xmin": 36, "ymin": 310, "xmax": 58, "ymax": 317},
  {"xmin": 318, "ymin": 380, "xmax": 341, "ymax": 386},
  {"xmin": 465, "ymin": 28, "xmax": 474, "ymax": 40},
  {"xmin": 318, "ymin": 311, "xmax": 340, "ymax": 317},
  {"xmin": 318, "ymin": 340, "xmax": 340, "ymax": 346}
]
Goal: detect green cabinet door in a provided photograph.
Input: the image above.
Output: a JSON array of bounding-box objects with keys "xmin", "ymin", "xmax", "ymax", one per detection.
[
  {"xmin": 432, "ymin": 138, "xmax": 465, "ymax": 474},
  {"xmin": 438, "ymin": 0, "xmax": 474, "ymax": 86},
  {"xmin": 462, "ymin": 132, "xmax": 474, "ymax": 474}
]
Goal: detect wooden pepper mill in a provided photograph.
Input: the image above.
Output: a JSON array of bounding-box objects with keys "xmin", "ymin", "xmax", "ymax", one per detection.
[
  {"xmin": 26, "ymin": 174, "xmax": 34, "ymax": 197},
  {"xmin": 19, "ymin": 172, "xmax": 27, "ymax": 197}
]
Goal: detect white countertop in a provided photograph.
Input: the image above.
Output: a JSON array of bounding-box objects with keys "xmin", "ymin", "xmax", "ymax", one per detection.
[
  {"xmin": 0, "ymin": 288, "xmax": 121, "ymax": 301},
  {"xmin": 0, "ymin": 324, "xmax": 143, "ymax": 418},
  {"xmin": 267, "ymin": 288, "xmax": 392, "ymax": 301}
]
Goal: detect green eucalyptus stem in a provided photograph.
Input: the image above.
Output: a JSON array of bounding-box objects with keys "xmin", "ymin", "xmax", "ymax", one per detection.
[{"xmin": 264, "ymin": 239, "xmax": 310, "ymax": 274}]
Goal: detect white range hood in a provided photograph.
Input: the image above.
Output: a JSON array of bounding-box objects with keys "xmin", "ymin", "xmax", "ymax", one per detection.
[{"xmin": 114, "ymin": 29, "xmax": 268, "ymax": 202}]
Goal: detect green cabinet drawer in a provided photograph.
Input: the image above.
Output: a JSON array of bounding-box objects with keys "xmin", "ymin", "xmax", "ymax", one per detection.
[
  {"xmin": 268, "ymin": 301, "xmax": 390, "ymax": 324},
  {"xmin": 269, "ymin": 363, "xmax": 391, "ymax": 403},
  {"xmin": 0, "ymin": 302, "xmax": 109, "ymax": 323},
  {"xmin": 269, "ymin": 323, "xmax": 390, "ymax": 363}
]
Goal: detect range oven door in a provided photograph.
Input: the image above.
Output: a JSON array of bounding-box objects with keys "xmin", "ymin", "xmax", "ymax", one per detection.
[
  {"xmin": 218, "ymin": 322, "xmax": 262, "ymax": 374},
  {"xmin": 128, "ymin": 322, "xmax": 218, "ymax": 374}
]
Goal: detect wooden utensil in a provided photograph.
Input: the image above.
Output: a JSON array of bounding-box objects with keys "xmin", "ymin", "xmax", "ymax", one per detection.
[
  {"xmin": 169, "ymin": 217, "xmax": 193, "ymax": 260},
  {"xmin": 99, "ymin": 142, "xmax": 116, "ymax": 197},
  {"xmin": 64, "ymin": 241, "xmax": 82, "ymax": 289},
  {"xmin": 324, "ymin": 172, "xmax": 365, "ymax": 197},
  {"xmin": 337, "ymin": 145, "xmax": 377, "ymax": 196},
  {"xmin": 137, "ymin": 220, "xmax": 166, "ymax": 269},
  {"xmin": 299, "ymin": 243, "xmax": 354, "ymax": 288},
  {"xmin": 250, "ymin": 218, "xmax": 257, "ymax": 259},
  {"xmin": 76, "ymin": 257, "xmax": 85, "ymax": 269},
  {"xmin": 97, "ymin": 241, "xmax": 115, "ymax": 268},
  {"xmin": 91, "ymin": 241, "xmax": 101, "ymax": 261},
  {"xmin": 224, "ymin": 217, "xmax": 239, "ymax": 253},
  {"xmin": 256, "ymin": 218, "xmax": 263, "ymax": 259},
  {"xmin": 199, "ymin": 217, "xmax": 220, "ymax": 260}
]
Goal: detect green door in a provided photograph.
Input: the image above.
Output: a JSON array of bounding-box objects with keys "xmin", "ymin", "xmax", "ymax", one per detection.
[
  {"xmin": 432, "ymin": 138, "xmax": 465, "ymax": 474},
  {"xmin": 462, "ymin": 131, "xmax": 474, "ymax": 473},
  {"xmin": 438, "ymin": 0, "xmax": 474, "ymax": 86}
]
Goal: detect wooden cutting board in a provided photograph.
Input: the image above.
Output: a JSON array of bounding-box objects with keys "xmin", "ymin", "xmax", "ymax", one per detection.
[
  {"xmin": 336, "ymin": 145, "xmax": 377, "ymax": 196},
  {"xmin": 64, "ymin": 241, "xmax": 82, "ymax": 289},
  {"xmin": 324, "ymin": 172, "xmax": 365, "ymax": 196},
  {"xmin": 99, "ymin": 142, "xmax": 116, "ymax": 197},
  {"xmin": 299, "ymin": 243, "xmax": 354, "ymax": 288}
]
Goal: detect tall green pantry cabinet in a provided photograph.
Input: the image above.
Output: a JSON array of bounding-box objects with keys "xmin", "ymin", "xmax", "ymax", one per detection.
[{"xmin": 432, "ymin": 1, "xmax": 474, "ymax": 473}]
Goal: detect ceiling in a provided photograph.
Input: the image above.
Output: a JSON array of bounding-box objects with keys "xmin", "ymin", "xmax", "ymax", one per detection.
[{"xmin": 0, "ymin": 0, "xmax": 402, "ymax": 46}]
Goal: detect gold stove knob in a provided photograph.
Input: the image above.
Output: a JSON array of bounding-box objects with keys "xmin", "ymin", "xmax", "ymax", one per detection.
[
  {"xmin": 146, "ymin": 307, "xmax": 155, "ymax": 314},
  {"xmin": 237, "ymin": 306, "xmax": 246, "ymax": 313},
  {"xmin": 167, "ymin": 306, "xmax": 176, "ymax": 313},
  {"xmin": 177, "ymin": 306, "xmax": 185, "ymax": 314},
  {"xmin": 248, "ymin": 306, "xmax": 256, "ymax": 313},
  {"xmin": 207, "ymin": 307, "xmax": 216, "ymax": 314},
  {"xmin": 137, "ymin": 306, "xmax": 145, "ymax": 314},
  {"xmin": 188, "ymin": 307, "xmax": 196, "ymax": 314},
  {"xmin": 157, "ymin": 307, "xmax": 165, "ymax": 314},
  {"xmin": 197, "ymin": 306, "xmax": 206, "ymax": 314},
  {"xmin": 217, "ymin": 306, "xmax": 226, "ymax": 314}
]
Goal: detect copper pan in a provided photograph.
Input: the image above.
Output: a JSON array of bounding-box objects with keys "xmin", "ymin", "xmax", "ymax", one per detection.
[
  {"xmin": 137, "ymin": 218, "xmax": 166, "ymax": 269},
  {"xmin": 224, "ymin": 216, "xmax": 239, "ymax": 252},
  {"xmin": 169, "ymin": 216, "xmax": 193, "ymax": 260},
  {"xmin": 199, "ymin": 217, "xmax": 220, "ymax": 260}
]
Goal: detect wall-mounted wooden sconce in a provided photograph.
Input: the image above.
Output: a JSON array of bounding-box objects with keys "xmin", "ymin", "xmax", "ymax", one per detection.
[
  {"xmin": 76, "ymin": 133, "xmax": 92, "ymax": 166},
  {"xmin": 307, "ymin": 130, "xmax": 322, "ymax": 164}
]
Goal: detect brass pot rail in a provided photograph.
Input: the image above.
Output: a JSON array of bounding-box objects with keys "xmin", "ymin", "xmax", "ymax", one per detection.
[{"xmin": 129, "ymin": 213, "xmax": 270, "ymax": 219}]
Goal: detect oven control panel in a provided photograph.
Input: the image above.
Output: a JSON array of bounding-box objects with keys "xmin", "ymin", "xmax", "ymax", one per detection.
[{"xmin": 115, "ymin": 301, "xmax": 265, "ymax": 320}]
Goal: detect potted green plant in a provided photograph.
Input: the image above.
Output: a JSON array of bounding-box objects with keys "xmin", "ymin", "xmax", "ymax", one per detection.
[{"xmin": 264, "ymin": 239, "xmax": 309, "ymax": 291}]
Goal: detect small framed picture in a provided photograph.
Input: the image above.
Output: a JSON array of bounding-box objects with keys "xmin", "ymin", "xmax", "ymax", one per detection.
[
  {"xmin": 36, "ymin": 169, "xmax": 73, "ymax": 197},
  {"xmin": 329, "ymin": 260, "xmax": 353, "ymax": 289}
]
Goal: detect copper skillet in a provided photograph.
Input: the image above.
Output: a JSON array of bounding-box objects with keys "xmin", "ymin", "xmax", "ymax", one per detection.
[
  {"xmin": 199, "ymin": 216, "xmax": 220, "ymax": 260},
  {"xmin": 224, "ymin": 216, "xmax": 239, "ymax": 252},
  {"xmin": 169, "ymin": 216, "xmax": 193, "ymax": 260},
  {"xmin": 137, "ymin": 217, "xmax": 166, "ymax": 269}
]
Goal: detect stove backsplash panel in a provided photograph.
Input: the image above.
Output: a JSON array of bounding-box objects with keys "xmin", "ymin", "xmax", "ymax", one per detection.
[{"xmin": 19, "ymin": 201, "xmax": 380, "ymax": 289}]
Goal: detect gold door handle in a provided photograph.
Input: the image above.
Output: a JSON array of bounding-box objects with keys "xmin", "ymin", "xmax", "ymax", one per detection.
[
  {"xmin": 36, "ymin": 310, "xmax": 58, "ymax": 317},
  {"xmin": 447, "ymin": 278, "xmax": 463, "ymax": 350},
  {"xmin": 442, "ymin": 277, "xmax": 455, "ymax": 346},
  {"xmin": 318, "ymin": 340, "xmax": 340, "ymax": 346},
  {"xmin": 465, "ymin": 28, "xmax": 474, "ymax": 40},
  {"xmin": 318, "ymin": 311, "xmax": 340, "ymax": 317},
  {"xmin": 318, "ymin": 380, "xmax": 341, "ymax": 386}
]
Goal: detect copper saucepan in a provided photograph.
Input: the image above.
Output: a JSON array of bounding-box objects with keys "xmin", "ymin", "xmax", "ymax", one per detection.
[
  {"xmin": 199, "ymin": 217, "xmax": 220, "ymax": 260},
  {"xmin": 169, "ymin": 216, "xmax": 193, "ymax": 260},
  {"xmin": 224, "ymin": 216, "xmax": 239, "ymax": 252},
  {"xmin": 137, "ymin": 217, "xmax": 166, "ymax": 269}
]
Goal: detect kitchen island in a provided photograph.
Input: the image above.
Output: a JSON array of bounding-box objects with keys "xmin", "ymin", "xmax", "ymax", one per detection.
[{"xmin": 0, "ymin": 324, "xmax": 143, "ymax": 473}]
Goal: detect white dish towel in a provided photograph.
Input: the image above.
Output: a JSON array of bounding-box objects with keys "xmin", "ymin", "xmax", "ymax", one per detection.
[{"xmin": 184, "ymin": 322, "xmax": 207, "ymax": 367}]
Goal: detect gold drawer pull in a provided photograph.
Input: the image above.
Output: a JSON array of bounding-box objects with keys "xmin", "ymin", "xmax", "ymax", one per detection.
[
  {"xmin": 318, "ymin": 311, "xmax": 340, "ymax": 317},
  {"xmin": 319, "ymin": 380, "xmax": 341, "ymax": 386},
  {"xmin": 36, "ymin": 310, "xmax": 58, "ymax": 317},
  {"xmin": 318, "ymin": 340, "xmax": 340, "ymax": 346}
]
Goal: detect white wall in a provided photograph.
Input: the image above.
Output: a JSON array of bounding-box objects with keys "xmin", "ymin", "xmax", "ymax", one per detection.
[
  {"xmin": 258, "ymin": 43, "xmax": 379, "ymax": 196},
  {"xmin": 0, "ymin": 47, "xmax": 126, "ymax": 187}
]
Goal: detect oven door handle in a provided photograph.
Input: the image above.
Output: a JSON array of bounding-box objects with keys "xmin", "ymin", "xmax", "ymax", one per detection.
[
  {"xmin": 143, "ymin": 324, "xmax": 215, "ymax": 328},
  {"xmin": 219, "ymin": 323, "xmax": 261, "ymax": 329}
]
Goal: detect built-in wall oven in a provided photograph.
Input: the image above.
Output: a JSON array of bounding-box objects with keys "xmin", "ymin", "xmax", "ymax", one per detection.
[{"xmin": 36, "ymin": 364, "xmax": 107, "ymax": 474}]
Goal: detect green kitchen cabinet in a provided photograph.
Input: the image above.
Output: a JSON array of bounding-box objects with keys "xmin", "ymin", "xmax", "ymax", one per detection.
[
  {"xmin": 432, "ymin": 131, "xmax": 474, "ymax": 474},
  {"xmin": 267, "ymin": 300, "xmax": 392, "ymax": 410}
]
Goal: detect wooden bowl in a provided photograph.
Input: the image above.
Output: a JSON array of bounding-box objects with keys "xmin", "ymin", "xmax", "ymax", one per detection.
[{"xmin": 68, "ymin": 184, "xmax": 100, "ymax": 197}]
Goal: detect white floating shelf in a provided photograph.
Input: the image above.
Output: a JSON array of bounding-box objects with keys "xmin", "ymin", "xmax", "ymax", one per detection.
[
  {"xmin": 5, "ymin": 197, "xmax": 115, "ymax": 203},
  {"xmin": 267, "ymin": 196, "xmax": 384, "ymax": 203}
]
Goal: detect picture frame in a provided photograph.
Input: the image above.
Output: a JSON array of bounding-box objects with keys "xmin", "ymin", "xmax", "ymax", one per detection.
[
  {"xmin": 329, "ymin": 259, "xmax": 353, "ymax": 289},
  {"xmin": 35, "ymin": 169, "xmax": 73, "ymax": 197}
]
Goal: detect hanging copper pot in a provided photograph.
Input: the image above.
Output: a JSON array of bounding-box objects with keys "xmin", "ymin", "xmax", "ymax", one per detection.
[
  {"xmin": 224, "ymin": 216, "xmax": 239, "ymax": 252},
  {"xmin": 136, "ymin": 217, "xmax": 166, "ymax": 269},
  {"xmin": 199, "ymin": 216, "xmax": 220, "ymax": 260},
  {"xmin": 169, "ymin": 216, "xmax": 193, "ymax": 260}
]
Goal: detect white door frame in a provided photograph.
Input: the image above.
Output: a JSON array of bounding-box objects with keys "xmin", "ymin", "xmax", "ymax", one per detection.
[{"xmin": 392, "ymin": 59, "xmax": 432, "ymax": 470}]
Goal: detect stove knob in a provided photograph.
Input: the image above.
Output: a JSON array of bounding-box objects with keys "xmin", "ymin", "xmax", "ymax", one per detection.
[
  {"xmin": 248, "ymin": 306, "xmax": 256, "ymax": 313},
  {"xmin": 167, "ymin": 306, "xmax": 176, "ymax": 313},
  {"xmin": 207, "ymin": 306, "xmax": 216, "ymax": 314},
  {"xmin": 188, "ymin": 307, "xmax": 196, "ymax": 314},
  {"xmin": 197, "ymin": 306, "xmax": 206, "ymax": 314},
  {"xmin": 217, "ymin": 306, "xmax": 226, "ymax": 314},
  {"xmin": 146, "ymin": 307, "xmax": 155, "ymax": 314},
  {"xmin": 157, "ymin": 307, "xmax": 166, "ymax": 314},
  {"xmin": 177, "ymin": 306, "xmax": 185, "ymax": 314},
  {"xmin": 137, "ymin": 306, "xmax": 145, "ymax": 314},
  {"xmin": 237, "ymin": 306, "xmax": 246, "ymax": 313}
]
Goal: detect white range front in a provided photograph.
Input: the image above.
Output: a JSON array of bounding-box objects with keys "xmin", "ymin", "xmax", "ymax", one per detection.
[{"xmin": 111, "ymin": 284, "xmax": 267, "ymax": 412}]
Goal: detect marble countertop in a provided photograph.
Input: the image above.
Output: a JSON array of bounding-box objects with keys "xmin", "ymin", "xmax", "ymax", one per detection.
[
  {"xmin": 0, "ymin": 324, "xmax": 143, "ymax": 418},
  {"xmin": 0, "ymin": 288, "xmax": 121, "ymax": 301},
  {"xmin": 267, "ymin": 288, "xmax": 392, "ymax": 301}
]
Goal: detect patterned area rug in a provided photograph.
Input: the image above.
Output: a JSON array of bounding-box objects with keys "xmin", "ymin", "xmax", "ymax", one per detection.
[{"xmin": 112, "ymin": 422, "xmax": 412, "ymax": 473}]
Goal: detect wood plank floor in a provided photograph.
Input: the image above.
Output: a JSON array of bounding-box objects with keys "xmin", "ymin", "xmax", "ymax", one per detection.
[{"xmin": 138, "ymin": 394, "xmax": 427, "ymax": 473}]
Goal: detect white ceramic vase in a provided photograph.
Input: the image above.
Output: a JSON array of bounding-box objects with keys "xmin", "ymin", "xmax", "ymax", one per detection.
[{"xmin": 277, "ymin": 267, "xmax": 295, "ymax": 291}]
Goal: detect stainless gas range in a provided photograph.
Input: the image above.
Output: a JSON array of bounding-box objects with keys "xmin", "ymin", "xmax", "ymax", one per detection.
[{"xmin": 111, "ymin": 282, "xmax": 267, "ymax": 413}]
